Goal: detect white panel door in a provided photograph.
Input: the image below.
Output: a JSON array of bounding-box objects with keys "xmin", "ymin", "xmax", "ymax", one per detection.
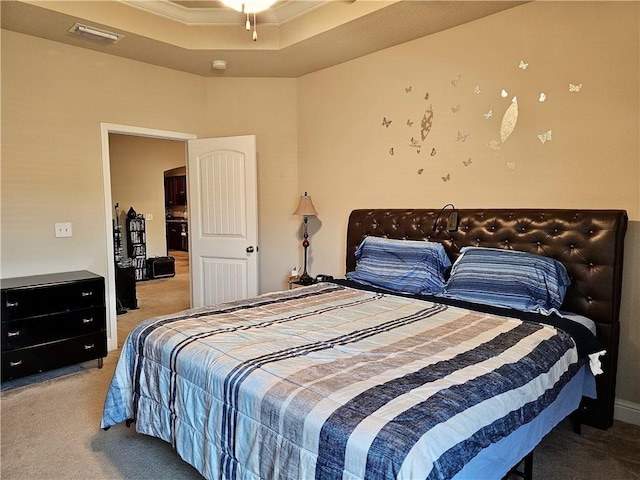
[{"xmin": 187, "ymin": 135, "xmax": 258, "ymax": 307}]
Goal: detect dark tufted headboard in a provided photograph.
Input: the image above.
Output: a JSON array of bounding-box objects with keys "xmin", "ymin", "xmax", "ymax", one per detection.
[{"xmin": 346, "ymin": 208, "xmax": 628, "ymax": 429}]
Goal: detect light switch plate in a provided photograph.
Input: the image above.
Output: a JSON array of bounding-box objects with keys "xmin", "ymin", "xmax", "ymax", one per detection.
[{"xmin": 55, "ymin": 222, "xmax": 72, "ymax": 238}]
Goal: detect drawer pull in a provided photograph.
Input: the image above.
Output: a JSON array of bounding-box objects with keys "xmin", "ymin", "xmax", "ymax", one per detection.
[
  {"xmin": 5, "ymin": 301, "xmax": 19, "ymax": 308},
  {"xmin": 81, "ymin": 291, "xmax": 94, "ymax": 297},
  {"xmin": 7, "ymin": 330, "xmax": 21, "ymax": 337},
  {"xmin": 82, "ymin": 317, "xmax": 94, "ymax": 324},
  {"xmin": 10, "ymin": 360, "xmax": 22, "ymax": 367},
  {"xmin": 84, "ymin": 343, "xmax": 95, "ymax": 350}
]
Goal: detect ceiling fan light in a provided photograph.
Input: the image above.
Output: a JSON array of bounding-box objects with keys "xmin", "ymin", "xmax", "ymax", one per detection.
[
  {"xmin": 220, "ymin": 0, "xmax": 277, "ymax": 14},
  {"xmin": 219, "ymin": 0, "xmax": 276, "ymax": 42}
]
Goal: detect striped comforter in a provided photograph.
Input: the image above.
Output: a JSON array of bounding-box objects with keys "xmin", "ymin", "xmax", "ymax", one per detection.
[{"xmin": 101, "ymin": 283, "xmax": 587, "ymax": 480}]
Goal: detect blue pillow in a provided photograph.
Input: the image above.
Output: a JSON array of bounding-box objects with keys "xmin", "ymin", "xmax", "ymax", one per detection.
[
  {"xmin": 346, "ymin": 237, "xmax": 451, "ymax": 295},
  {"xmin": 443, "ymin": 247, "xmax": 571, "ymax": 314}
]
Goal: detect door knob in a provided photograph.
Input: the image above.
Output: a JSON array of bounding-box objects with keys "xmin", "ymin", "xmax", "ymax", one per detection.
[{"xmin": 246, "ymin": 246, "xmax": 255, "ymax": 253}]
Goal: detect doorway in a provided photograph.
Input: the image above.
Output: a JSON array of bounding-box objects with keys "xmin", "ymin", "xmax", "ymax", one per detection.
[{"xmin": 100, "ymin": 123, "xmax": 197, "ymax": 351}]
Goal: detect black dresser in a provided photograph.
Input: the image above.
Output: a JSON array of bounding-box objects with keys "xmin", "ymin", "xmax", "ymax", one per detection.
[{"xmin": 1, "ymin": 270, "xmax": 107, "ymax": 381}]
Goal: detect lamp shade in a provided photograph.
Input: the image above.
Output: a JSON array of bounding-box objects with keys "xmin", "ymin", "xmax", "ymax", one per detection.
[{"xmin": 293, "ymin": 192, "xmax": 318, "ymax": 217}]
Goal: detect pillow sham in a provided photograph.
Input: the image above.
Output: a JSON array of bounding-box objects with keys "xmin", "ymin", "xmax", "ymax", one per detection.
[
  {"xmin": 346, "ymin": 236, "xmax": 451, "ymax": 295},
  {"xmin": 443, "ymin": 246, "xmax": 570, "ymax": 314}
]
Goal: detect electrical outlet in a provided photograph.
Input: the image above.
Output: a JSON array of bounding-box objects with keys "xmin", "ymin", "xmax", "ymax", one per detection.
[
  {"xmin": 55, "ymin": 222, "xmax": 72, "ymax": 238},
  {"xmin": 446, "ymin": 212, "xmax": 458, "ymax": 232},
  {"xmin": 145, "ymin": 213, "xmax": 153, "ymax": 221}
]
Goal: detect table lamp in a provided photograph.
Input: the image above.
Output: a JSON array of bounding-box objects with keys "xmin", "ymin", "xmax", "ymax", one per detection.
[{"xmin": 293, "ymin": 192, "xmax": 318, "ymax": 285}]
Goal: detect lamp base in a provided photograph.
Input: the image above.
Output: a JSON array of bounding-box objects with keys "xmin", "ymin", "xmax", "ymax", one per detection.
[{"xmin": 298, "ymin": 271, "xmax": 314, "ymax": 285}]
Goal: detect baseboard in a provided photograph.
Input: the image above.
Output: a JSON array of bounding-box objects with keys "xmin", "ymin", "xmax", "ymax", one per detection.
[{"xmin": 614, "ymin": 398, "xmax": 640, "ymax": 426}]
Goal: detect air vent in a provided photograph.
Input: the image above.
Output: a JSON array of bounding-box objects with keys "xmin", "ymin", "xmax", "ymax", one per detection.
[{"xmin": 69, "ymin": 23, "xmax": 123, "ymax": 44}]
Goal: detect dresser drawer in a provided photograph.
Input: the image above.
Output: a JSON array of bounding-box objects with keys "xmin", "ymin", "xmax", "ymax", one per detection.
[
  {"xmin": 1, "ymin": 271, "xmax": 106, "ymax": 382},
  {"xmin": 2, "ymin": 307, "xmax": 105, "ymax": 350},
  {"xmin": 1, "ymin": 332, "xmax": 107, "ymax": 381},
  {"xmin": 2, "ymin": 278, "xmax": 104, "ymax": 321}
]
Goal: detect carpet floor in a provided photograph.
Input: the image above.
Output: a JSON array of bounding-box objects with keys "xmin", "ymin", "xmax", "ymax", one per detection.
[{"xmin": 2, "ymin": 251, "xmax": 639, "ymax": 479}]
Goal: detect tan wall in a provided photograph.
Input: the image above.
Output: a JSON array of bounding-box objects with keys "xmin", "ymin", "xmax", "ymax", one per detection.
[
  {"xmin": 298, "ymin": 2, "xmax": 640, "ymax": 405},
  {"xmin": 0, "ymin": 30, "xmax": 205, "ymax": 282},
  {"xmin": 109, "ymin": 134, "xmax": 187, "ymax": 258}
]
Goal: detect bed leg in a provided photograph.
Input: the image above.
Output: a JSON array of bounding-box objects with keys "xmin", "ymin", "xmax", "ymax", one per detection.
[
  {"xmin": 523, "ymin": 452, "xmax": 533, "ymax": 480},
  {"xmin": 505, "ymin": 452, "xmax": 533, "ymax": 480},
  {"xmin": 502, "ymin": 451, "xmax": 533, "ymax": 480},
  {"xmin": 569, "ymin": 409, "xmax": 582, "ymax": 435}
]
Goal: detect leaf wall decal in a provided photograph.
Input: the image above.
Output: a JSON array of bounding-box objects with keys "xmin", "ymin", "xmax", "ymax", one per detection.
[
  {"xmin": 420, "ymin": 105, "xmax": 433, "ymax": 141},
  {"xmin": 500, "ymin": 96, "xmax": 519, "ymax": 143}
]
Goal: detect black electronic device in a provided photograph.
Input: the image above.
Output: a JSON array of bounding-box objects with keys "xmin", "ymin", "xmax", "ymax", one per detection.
[
  {"xmin": 314, "ymin": 274, "xmax": 334, "ymax": 283},
  {"xmin": 147, "ymin": 256, "xmax": 176, "ymax": 279}
]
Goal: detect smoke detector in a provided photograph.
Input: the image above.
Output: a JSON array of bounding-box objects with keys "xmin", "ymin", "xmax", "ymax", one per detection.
[{"xmin": 212, "ymin": 60, "xmax": 228, "ymax": 71}]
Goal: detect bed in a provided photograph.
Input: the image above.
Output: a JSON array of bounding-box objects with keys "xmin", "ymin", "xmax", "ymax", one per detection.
[{"xmin": 102, "ymin": 208, "xmax": 628, "ymax": 480}]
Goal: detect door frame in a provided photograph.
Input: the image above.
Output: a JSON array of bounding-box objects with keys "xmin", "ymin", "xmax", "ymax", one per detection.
[{"xmin": 100, "ymin": 123, "xmax": 197, "ymax": 351}]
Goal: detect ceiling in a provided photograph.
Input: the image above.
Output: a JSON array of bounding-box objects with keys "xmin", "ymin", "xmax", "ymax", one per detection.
[{"xmin": 1, "ymin": 1, "xmax": 526, "ymax": 77}]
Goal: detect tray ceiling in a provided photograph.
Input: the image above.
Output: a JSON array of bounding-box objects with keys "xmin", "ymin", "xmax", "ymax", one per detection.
[{"xmin": 1, "ymin": 0, "xmax": 526, "ymax": 77}]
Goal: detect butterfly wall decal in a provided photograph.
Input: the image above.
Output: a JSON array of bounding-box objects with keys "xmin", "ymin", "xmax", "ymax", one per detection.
[
  {"xmin": 484, "ymin": 109, "xmax": 493, "ymax": 119},
  {"xmin": 407, "ymin": 119, "xmax": 414, "ymax": 127},
  {"xmin": 539, "ymin": 92, "xmax": 546, "ymax": 102},
  {"xmin": 417, "ymin": 168, "xmax": 424, "ymax": 175},
  {"xmin": 424, "ymin": 92, "xmax": 430, "ymax": 100},
  {"xmin": 382, "ymin": 117, "xmax": 392, "ymax": 128},
  {"xmin": 507, "ymin": 161, "xmax": 516, "ymax": 169},
  {"xmin": 569, "ymin": 83, "xmax": 582, "ymax": 92},
  {"xmin": 457, "ymin": 131, "xmax": 470, "ymax": 142},
  {"xmin": 538, "ymin": 130, "xmax": 552, "ymax": 144},
  {"xmin": 451, "ymin": 75, "xmax": 461, "ymax": 87},
  {"xmin": 501, "ymin": 89, "xmax": 508, "ymax": 98},
  {"xmin": 431, "ymin": 148, "xmax": 437, "ymax": 156},
  {"xmin": 405, "ymin": 86, "xmax": 412, "ymax": 93},
  {"xmin": 442, "ymin": 173, "xmax": 451, "ymax": 182},
  {"xmin": 519, "ymin": 60, "xmax": 529, "ymax": 70},
  {"xmin": 409, "ymin": 137, "xmax": 420, "ymax": 148},
  {"xmin": 451, "ymin": 104, "xmax": 461, "ymax": 114},
  {"xmin": 487, "ymin": 140, "xmax": 502, "ymax": 151},
  {"xmin": 389, "ymin": 147, "xmax": 394, "ymax": 156},
  {"xmin": 463, "ymin": 158, "xmax": 472, "ymax": 166},
  {"xmin": 474, "ymin": 84, "xmax": 481, "ymax": 94}
]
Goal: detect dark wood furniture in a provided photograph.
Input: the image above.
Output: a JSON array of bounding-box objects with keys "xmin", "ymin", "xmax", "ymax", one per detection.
[
  {"xmin": 115, "ymin": 263, "xmax": 137, "ymax": 310},
  {"xmin": 166, "ymin": 220, "xmax": 188, "ymax": 251},
  {"xmin": 345, "ymin": 208, "xmax": 628, "ymax": 430},
  {"xmin": 164, "ymin": 175, "xmax": 187, "ymax": 207},
  {"xmin": 1, "ymin": 270, "xmax": 107, "ymax": 381}
]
